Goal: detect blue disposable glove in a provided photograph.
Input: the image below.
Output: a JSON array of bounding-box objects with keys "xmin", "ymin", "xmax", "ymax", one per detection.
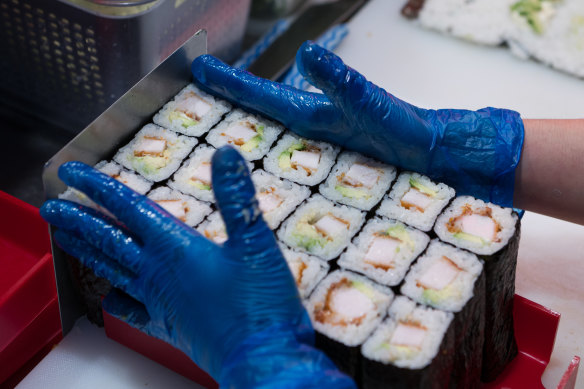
[
  {"xmin": 192, "ymin": 42, "xmax": 524, "ymax": 207},
  {"xmin": 40, "ymin": 147, "xmax": 356, "ymax": 389}
]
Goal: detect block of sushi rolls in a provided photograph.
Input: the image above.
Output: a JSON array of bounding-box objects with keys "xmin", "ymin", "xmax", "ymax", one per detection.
[
  {"xmin": 505, "ymin": 0, "xmax": 584, "ymax": 79},
  {"xmin": 206, "ymin": 109, "xmax": 283, "ymax": 161},
  {"xmin": 153, "ymin": 83, "xmax": 231, "ymax": 137},
  {"xmin": 168, "ymin": 144, "xmax": 254, "ymax": 203},
  {"xmin": 251, "ymin": 170, "xmax": 311, "ymax": 230},
  {"xmin": 434, "ymin": 196, "xmax": 520, "ymax": 381},
  {"xmin": 280, "ymin": 244, "xmax": 329, "ymax": 299},
  {"xmin": 377, "ymin": 172, "xmax": 455, "ymax": 232},
  {"xmin": 319, "ymin": 151, "xmax": 397, "ymax": 211},
  {"xmin": 196, "ymin": 211, "xmax": 228, "ymax": 245},
  {"xmin": 401, "ymin": 239, "xmax": 486, "ymax": 387},
  {"xmin": 278, "ymin": 194, "xmax": 365, "ymax": 261},
  {"xmin": 338, "ymin": 218, "xmax": 430, "ymax": 287},
  {"xmin": 404, "ymin": 0, "xmax": 584, "ymax": 79},
  {"xmin": 114, "ymin": 124, "xmax": 197, "ymax": 182},
  {"xmin": 360, "ymin": 296, "xmax": 455, "ymax": 389},
  {"xmin": 306, "ymin": 270, "xmax": 394, "ymax": 381},
  {"xmin": 263, "ymin": 132, "xmax": 340, "ymax": 186},
  {"xmin": 147, "ymin": 187, "xmax": 212, "ymax": 228}
]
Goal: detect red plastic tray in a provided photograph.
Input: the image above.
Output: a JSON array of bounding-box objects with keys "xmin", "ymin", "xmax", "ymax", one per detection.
[
  {"xmin": 104, "ymin": 294, "xmax": 580, "ymax": 388},
  {"xmin": 0, "ymin": 191, "xmax": 62, "ymax": 384}
]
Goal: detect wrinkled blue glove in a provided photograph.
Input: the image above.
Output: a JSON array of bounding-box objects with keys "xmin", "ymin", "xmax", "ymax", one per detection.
[
  {"xmin": 192, "ymin": 42, "xmax": 524, "ymax": 207},
  {"xmin": 40, "ymin": 147, "xmax": 355, "ymax": 389}
]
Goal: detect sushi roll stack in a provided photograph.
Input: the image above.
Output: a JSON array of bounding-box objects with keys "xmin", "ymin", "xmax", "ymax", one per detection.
[{"xmin": 59, "ymin": 81, "xmax": 521, "ymax": 387}]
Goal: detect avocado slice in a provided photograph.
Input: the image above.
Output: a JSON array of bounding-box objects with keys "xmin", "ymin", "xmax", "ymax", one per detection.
[
  {"xmin": 335, "ymin": 185, "xmax": 369, "ymax": 199},
  {"xmin": 409, "ymin": 176, "xmax": 437, "ymax": 197},
  {"xmin": 169, "ymin": 111, "xmax": 198, "ymax": 128}
]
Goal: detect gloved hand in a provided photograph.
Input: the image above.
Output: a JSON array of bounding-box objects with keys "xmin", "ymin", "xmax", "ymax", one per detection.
[
  {"xmin": 192, "ymin": 42, "xmax": 524, "ymax": 207},
  {"xmin": 40, "ymin": 147, "xmax": 355, "ymax": 389}
]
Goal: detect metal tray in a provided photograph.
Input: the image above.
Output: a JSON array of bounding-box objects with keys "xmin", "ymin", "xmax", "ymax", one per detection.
[
  {"xmin": 0, "ymin": 0, "xmax": 249, "ymax": 131},
  {"xmin": 42, "ymin": 29, "xmax": 207, "ymax": 335}
]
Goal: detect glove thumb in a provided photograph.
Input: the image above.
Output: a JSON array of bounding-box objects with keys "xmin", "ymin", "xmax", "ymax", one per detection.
[
  {"xmin": 297, "ymin": 41, "xmax": 368, "ymax": 110},
  {"xmin": 212, "ymin": 146, "xmax": 275, "ymax": 254}
]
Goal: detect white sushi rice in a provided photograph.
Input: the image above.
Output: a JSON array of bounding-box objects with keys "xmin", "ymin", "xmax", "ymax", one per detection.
[
  {"xmin": 252, "ymin": 170, "xmax": 311, "ymax": 229},
  {"xmin": 306, "ymin": 270, "xmax": 394, "ymax": 347},
  {"xmin": 338, "ymin": 218, "xmax": 430, "ymax": 287},
  {"xmin": 114, "ymin": 124, "xmax": 197, "ymax": 182},
  {"xmin": 376, "ymin": 172, "xmax": 455, "ymax": 232},
  {"xmin": 434, "ymin": 196, "xmax": 518, "ymax": 255},
  {"xmin": 147, "ymin": 187, "xmax": 212, "ymax": 227},
  {"xmin": 319, "ymin": 152, "xmax": 396, "ymax": 211},
  {"xmin": 168, "ymin": 144, "xmax": 254, "ymax": 203},
  {"xmin": 263, "ymin": 132, "xmax": 340, "ymax": 186},
  {"xmin": 278, "ymin": 195, "xmax": 365, "ymax": 261},
  {"xmin": 361, "ymin": 296, "xmax": 454, "ymax": 369},
  {"xmin": 94, "ymin": 161, "xmax": 152, "ymax": 195},
  {"xmin": 418, "ymin": 0, "xmax": 511, "ymax": 45},
  {"xmin": 280, "ymin": 244, "xmax": 329, "ymax": 299},
  {"xmin": 153, "ymin": 83, "xmax": 231, "ymax": 137},
  {"xmin": 506, "ymin": 0, "xmax": 584, "ymax": 79},
  {"xmin": 196, "ymin": 211, "xmax": 228, "ymax": 245},
  {"xmin": 401, "ymin": 240, "xmax": 483, "ymax": 312},
  {"xmin": 206, "ymin": 109, "xmax": 283, "ymax": 161}
]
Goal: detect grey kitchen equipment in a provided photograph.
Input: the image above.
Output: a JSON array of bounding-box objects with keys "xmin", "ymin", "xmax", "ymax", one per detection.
[{"xmin": 0, "ymin": 0, "xmax": 250, "ymax": 132}]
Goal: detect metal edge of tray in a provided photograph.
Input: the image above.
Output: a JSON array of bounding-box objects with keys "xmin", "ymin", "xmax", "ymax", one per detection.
[{"xmin": 42, "ymin": 29, "xmax": 207, "ymax": 335}]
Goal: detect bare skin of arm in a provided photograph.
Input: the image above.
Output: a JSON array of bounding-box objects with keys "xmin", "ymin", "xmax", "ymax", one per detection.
[{"xmin": 514, "ymin": 119, "xmax": 584, "ymax": 225}]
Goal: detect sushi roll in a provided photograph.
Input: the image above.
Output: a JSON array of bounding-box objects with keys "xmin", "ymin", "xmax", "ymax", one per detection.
[
  {"xmin": 252, "ymin": 170, "xmax": 311, "ymax": 229},
  {"xmin": 197, "ymin": 211, "xmax": 228, "ymax": 245},
  {"xmin": 206, "ymin": 109, "xmax": 283, "ymax": 161},
  {"xmin": 434, "ymin": 196, "xmax": 520, "ymax": 381},
  {"xmin": 153, "ymin": 83, "xmax": 231, "ymax": 137},
  {"xmin": 168, "ymin": 144, "xmax": 254, "ymax": 203},
  {"xmin": 147, "ymin": 187, "xmax": 212, "ymax": 227},
  {"xmin": 338, "ymin": 218, "xmax": 430, "ymax": 287},
  {"xmin": 278, "ymin": 195, "xmax": 365, "ymax": 261},
  {"xmin": 434, "ymin": 196, "xmax": 519, "ymax": 256},
  {"xmin": 263, "ymin": 132, "xmax": 340, "ymax": 186},
  {"xmin": 306, "ymin": 270, "xmax": 394, "ymax": 380},
  {"xmin": 93, "ymin": 161, "xmax": 153, "ymax": 195},
  {"xmin": 114, "ymin": 124, "xmax": 197, "ymax": 182},
  {"xmin": 319, "ymin": 152, "xmax": 397, "ymax": 211},
  {"xmin": 280, "ymin": 244, "xmax": 329, "ymax": 299},
  {"xmin": 59, "ymin": 160, "xmax": 153, "ymax": 212},
  {"xmin": 360, "ymin": 296, "xmax": 455, "ymax": 389},
  {"xmin": 401, "ymin": 239, "xmax": 485, "ymax": 387},
  {"xmin": 377, "ymin": 172, "xmax": 455, "ymax": 232}
]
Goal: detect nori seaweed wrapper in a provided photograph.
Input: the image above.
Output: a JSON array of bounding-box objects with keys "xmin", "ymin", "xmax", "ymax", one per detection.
[
  {"xmin": 361, "ymin": 320, "xmax": 455, "ymax": 389},
  {"xmin": 480, "ymin": 218, "xmax": 521, "ymax": 382},
  {"xmin": 450, "ymin": 269, "xmax": 486, "ymax": 388},
  {"xmin": 315, "ymin": 331, "xmax": 363, "ymax": 384},
  {"xmin": 67, "ymin": 253, "xmax": 111, "ymax": 326}
]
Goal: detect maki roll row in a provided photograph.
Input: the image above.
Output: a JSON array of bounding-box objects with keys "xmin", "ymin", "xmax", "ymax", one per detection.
[{"xmin": 59, "ymin": 82, "xmax": 521, "ymax": 387}]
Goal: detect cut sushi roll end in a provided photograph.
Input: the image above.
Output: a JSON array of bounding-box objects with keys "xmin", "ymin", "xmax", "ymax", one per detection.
[
  {"xmin": 279, "ymin": 142, "xmax": 321, "ymax": 175},
  {"xmin": 435, "ymin": 196, "xmax": 518, "ymax": 256}
]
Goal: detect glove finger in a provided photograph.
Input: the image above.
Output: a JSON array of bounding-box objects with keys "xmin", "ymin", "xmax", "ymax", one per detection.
[
  {"xmin": 58, "ymin": 161, "xmax": 176, "ymax": 237},
  {"xmin": 211, "ymin": 146, "xmax": 277, "ymax": 255},
  {"xmin": 102, "ymin": 289, "xmax": 171, "ymax": 344},
  {"xmin": 53, "ymin": 229, "xmax": 141, "ymax": 300},
  {"xmin": 191, "ymin": 54, "xmax": 335, "ymax": 131},
  {"xmin": 41, "ymin": 200, "xmax": 144, "ymax": 273}
]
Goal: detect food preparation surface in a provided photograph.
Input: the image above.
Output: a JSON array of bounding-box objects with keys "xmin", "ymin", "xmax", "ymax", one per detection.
[{"xmin": 18, "ymin": 0, "xmax": 584, "ymax": 388}]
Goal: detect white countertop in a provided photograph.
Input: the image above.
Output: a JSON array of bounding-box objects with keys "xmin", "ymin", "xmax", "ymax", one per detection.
[{"xmin": 18, "ymin": 0, "xmax": 584, "ymax": 388}]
